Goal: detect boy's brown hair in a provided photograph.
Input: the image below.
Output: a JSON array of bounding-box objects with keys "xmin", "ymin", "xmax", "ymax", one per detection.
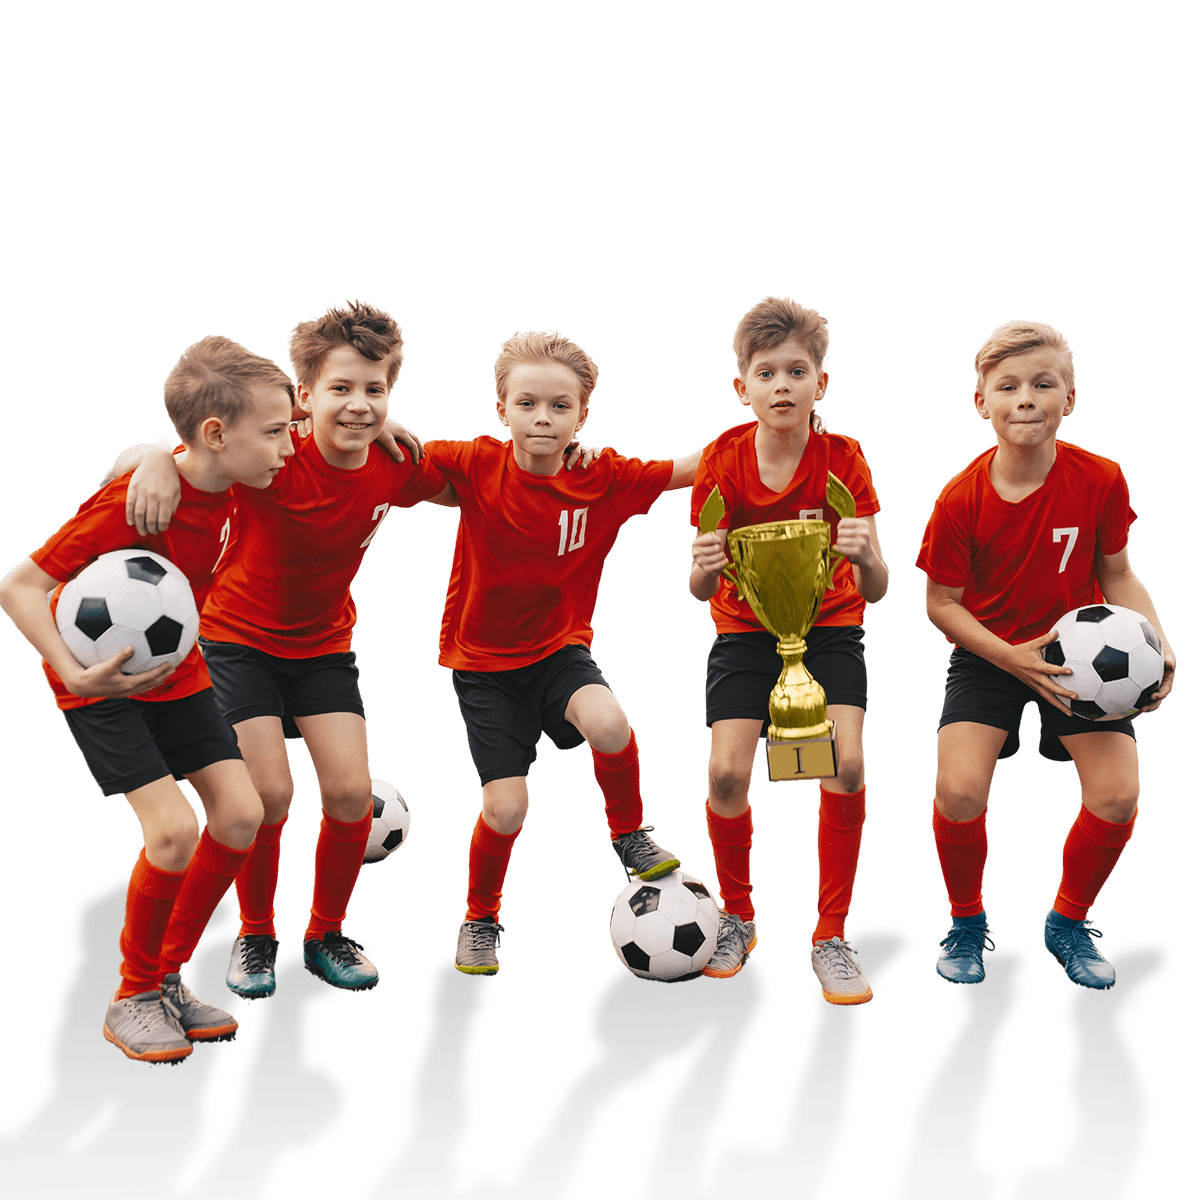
[
  {"xmin": 165, "ymin": 336, "xmax": 294, "ymax": 443},
  {"xmin": 290, "ymin": 301, "xmax": 404, "ymax": 391},
  {"xmin": 734, "ymin": 296, "xmax": 830, "ymax": 433},
  {"xmin": 494, "ymin": 331, "xmax": 599, "ymax": 406},
  {"xmin": 975, "ymin": 321, "xmax": 1075, "ymax": 394}
]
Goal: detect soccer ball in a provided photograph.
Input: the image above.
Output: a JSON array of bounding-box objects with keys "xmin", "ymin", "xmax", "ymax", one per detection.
[
  {"xmin": 610, "ymin": 871, "xmax": 720, "ymax": 982},
  {"xmin": 363, "ymin": 778, "xmax": 410, "ymax": 863},
  {"xmin": 55, "ymin": 549, "xmax": 199, "ymax": 675},
  {"xmin": 1043, "ymin": 604, "xmax": 1164, "ymax": 719}
]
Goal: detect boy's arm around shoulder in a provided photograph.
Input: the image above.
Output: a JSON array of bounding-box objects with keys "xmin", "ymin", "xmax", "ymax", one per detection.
[
  {"xmin": 925, "ymin": 577, "xmax": 1077, "ymax": 714},
  {"xmin": 111, "ymin": 445, "xmax": 182, "ymax": 537},
  {"xmin": 1097, "ymin": 546, "xmax": 1176, "ymax": 708},
  {"xmin": 666, "ymin": 449, "xmax": 702, "ymax": 491},
  {"xmin": 0, "ymin": 558, "xmax": 175, "ymax": 697}
]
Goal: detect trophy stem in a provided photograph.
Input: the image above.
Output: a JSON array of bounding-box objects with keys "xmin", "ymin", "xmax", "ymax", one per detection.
[{"xmin": 767, "ymin": 636, "xmax": 833, "ymax": 741}]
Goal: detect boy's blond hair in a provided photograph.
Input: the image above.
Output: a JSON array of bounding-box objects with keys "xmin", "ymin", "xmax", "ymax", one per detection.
[
  {"xmin": 734, "ymin": 296, "xmax": 830, "ymax": 433},
  {"xmin": 165, "ymin": 336, "xmax": 294, "ymax": 443},
  {"xmin": 975, "ymin": 321, "xmax": 1075, "ymax": 393},
  {"xmin": 290, "ymin": 301, "xmax": 404, "ymax": 391},
  {"xmin": 494, "ymin": 332, "xmax": 599, "ymax": 406}
]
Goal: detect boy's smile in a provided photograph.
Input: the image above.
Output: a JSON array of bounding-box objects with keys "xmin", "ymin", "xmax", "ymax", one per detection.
[
  {"xmin": 976, "ymin": 347, "xmax": 1075, "ymax": 450},
  {"xmin": 299, "ymin": 345, "xmax": 390, "ymax": 470},
  {"xmin": 735, "ymin": 335, "xmax": 827, "ymax": 434},
  {"xmin": 498, "ymin": 361, "xmax": 587, "ymax": 476}
]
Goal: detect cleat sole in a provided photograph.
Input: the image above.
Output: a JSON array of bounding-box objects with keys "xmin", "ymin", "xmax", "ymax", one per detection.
[
  {"xmin": 820, "ymin": 986, "xmax": 873, "ymax": 1005},
  {"xmin": 186, "ymin": 1024, "xmax": 238, "ymax": 1042},
  {"xmin": 103, "ymin": 1024, "xmax": 192, "ymax": 1064},
  {"xmin": 636, "ymin": 857, "xmax": 681, "ymax": 882},
  {"xmin": 702, "ymin": 934, "xmax": 758, "ymax": 978},
  {"xmin": 455, "ymin": 963, "xmax": 499, "ymax": 976}
]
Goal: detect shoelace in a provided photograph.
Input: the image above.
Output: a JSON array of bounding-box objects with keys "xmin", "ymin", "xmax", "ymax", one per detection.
[
  {"xmin": 465, "ymin": 920, "xmax": 504, "ymax": 949},
  {"xmin": 617, "ymin": 827, "xmax": 659, "ymax": 877},
  {"xmin": 1049, "ymin": 920, "xmax": 1104, "ymax": 958},
  {"xmin": 713, "ymin": 914, "xmax": 747, "ymax": 955},
  {"xmin": 320, "ymin": 933, "xmax": 367, "ymax": 964},
  {"xmin": 240, "ymin": 937, "xmax": 277, "ymax": 974},
  {"xmin": 939, "ymin": 925, "xmax": 995, "ymax": 958},
  {"xmin": 814, "ymin": 941, "xmax": 860, "ymax": 980}
]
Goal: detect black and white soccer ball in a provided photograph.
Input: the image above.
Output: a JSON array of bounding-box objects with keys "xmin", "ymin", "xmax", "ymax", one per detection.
[
  {"xmin": 1043, "ymin": 604, "xmax": 1164, "ymax": 719},
  {"xmin": 363, "ymin": 778, "xmax": 410, "ymax": 863},
  {"xmin": 55, "ymin": 549, "xmax": 199, "ymax": 675},
  {"xmin": 610, "ymin": 871, "xmax": 720, "ymax": 982}
]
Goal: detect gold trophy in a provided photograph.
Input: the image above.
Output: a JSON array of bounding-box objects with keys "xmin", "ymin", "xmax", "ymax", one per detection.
[{"xmin": 699, "ymin": 475, "xmax": 855, "ymax": 783}]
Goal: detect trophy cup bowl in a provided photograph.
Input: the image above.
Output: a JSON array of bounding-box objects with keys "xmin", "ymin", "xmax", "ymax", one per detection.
[{"xmin": 724, "ymin": 519, "xmax": 839, "ymax": 780}]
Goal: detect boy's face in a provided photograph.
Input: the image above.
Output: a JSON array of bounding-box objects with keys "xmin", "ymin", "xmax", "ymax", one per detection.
[
  {"xmin": 297, "ymin": 345, "xmax": 390, "ymax": 470},
  {"xmin": 975, "ymin": 347, "xmax": 1075, "ymax": 449},
  {"xmin": 497, "ymin": 360, "xmax": 587, "ymax": 473},
  {"xmin": 219, "ymin": 384, "xmax": 295, "ymax": 488},
  {"xmin": 735, "ymin": 335, "xmax": 827, "ymax": 434}
]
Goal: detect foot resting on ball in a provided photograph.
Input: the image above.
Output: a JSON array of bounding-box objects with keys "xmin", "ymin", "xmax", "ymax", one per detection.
[{"xmin": 612, "ymin": 827, "xmax": 680, "ymax": 881}]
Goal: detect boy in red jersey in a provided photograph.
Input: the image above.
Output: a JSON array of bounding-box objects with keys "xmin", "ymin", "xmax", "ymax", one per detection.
[
  {"xmin": 918, "ymin": 321, "xmax": 1175, "ymax": 989},
  {"xmin": 129, "ymin": 303, "xmax": 449, "ymax": 997},
  {"xmin": 0, "ymin": 337, "xmax": 293, "ymax": 1062},
  {"xmin": 426, "ymin": 331, "xmax": 698, "ymax": 975},
  {"xmin": 689, "ymin": 298, "xmax": 889, "ymax": 1003}
]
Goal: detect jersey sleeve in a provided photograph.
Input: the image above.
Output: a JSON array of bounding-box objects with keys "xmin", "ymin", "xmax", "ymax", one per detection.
[
  {"xmin": 384, "ymin": 447, "xmax": 448, "ymax": 507},
  {"xmin": 1097, "ymin": 466, "xmax": 1137, "ymax": 555},
  {"xmin": 690, "ymin": 446, "xmax": 730, "ymax": 529},
  {"xmin": 424, "ymin": 440, "xmax": 474, "ymax": 495},
  {"xmin": 917, "ymin": 486, "xmax": 974, "ymax": 589},
  {"xmin": 610, "ymin": 454, "xmax": 674, "ymax": 522},
  {"xmin": 30, "ymin": 480, "xmax": 137, "ymax": 583},
  {"xmin": 839, "ymin": 441, "xmax": 881, "ymax": 517}
]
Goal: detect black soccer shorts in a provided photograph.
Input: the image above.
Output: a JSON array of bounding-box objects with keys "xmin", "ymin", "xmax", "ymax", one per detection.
[
  {"xmin": 705, "ymin": 625, "xmax": 868, "ymax": 733},
  {"xmin": 199, "ymin": 638, "xmax": 365, "ymax": 738},
  {"xmin": 63, "ymin": 688, "xmax": 243, "ymax": 796},
  {"xmin": 939, "ymin": 646, "xmax": 1135, "ymax": 761},
  {"xmin": 452, "ymin": 644, "xmax": 611, "ymax": 784}
]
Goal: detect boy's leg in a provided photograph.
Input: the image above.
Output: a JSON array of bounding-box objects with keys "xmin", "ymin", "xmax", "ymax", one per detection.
[
  {"xmin": 704, "ymin": 718, "xmax": 760, "ymax": 978},
  {"xmin": 1044, "ymin": 731, "xmax": 1138, "ymax": 989},
  {"xmin": 294, "ymin": 711, "xmax": 377, "ymax": 990},
  {"xmin": 564, "ymin": 683, "xmax": 679, "ymax": 879}
]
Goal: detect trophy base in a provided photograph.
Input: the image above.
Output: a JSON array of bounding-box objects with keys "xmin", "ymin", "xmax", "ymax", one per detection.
[{"xmin": 765, "ymin": 721, "xmax": 838, "ymax": 783}]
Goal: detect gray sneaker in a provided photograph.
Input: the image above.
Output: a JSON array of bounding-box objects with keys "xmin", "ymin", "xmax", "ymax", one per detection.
[
  {"xmin": 612, "ymin": 827, "xmax": 680, "ymax": 881},
  {"xmin": 161, "ymin": 973, "xmax": 238, "ymax": 1041},
  {"xmin": 811, "ymin": 937, "xmax": 873, "ymax": 1005},
  {"xmin": 103, "ymin": 990, "xmax": 193, "ymax": 1064},
  {"xmin": 455, "ymin": 916, "xmax": 504, "ymax": 975},
  {"xmin": 702, "ymin": 910, "xmax": 757, "ymax": 978}
]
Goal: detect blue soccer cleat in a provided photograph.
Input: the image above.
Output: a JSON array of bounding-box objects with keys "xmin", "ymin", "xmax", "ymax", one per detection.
[
  {"xmin": 936, "ymin": 912, "xmax": 994, "ymax": 984},
  {"xmin": 1044, "ymin": 910, "xmax": 1116, "ymax": 989}
]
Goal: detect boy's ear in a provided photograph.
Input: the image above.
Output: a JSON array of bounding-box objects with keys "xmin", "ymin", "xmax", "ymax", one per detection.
[
  {"xmin": 198, "ymin": 415, "xmax": 227, "ymax": 451},
  {"xmin": 974, "ymin": 390, "xmax": 989, "ymax": 419},
  {"xmin": 296, "ymin": 383, "xmax": 313, "ymax": 413},
  {"xmin": 575, "ymin": 404, "xmax": 589, "ymax": 432},
  {"xmin": 733, "ymin": 377, "xmax": 749, "ymax": 404},
  {"xmin": 1064, "ymin": 388, "xmax": 1076, "ymax": 415},
  {"xmin": 496, "ymin": 399, "xmax": 510, "ymax": 427},
  {"xmin": 814, "ymin": 372, "xmax": 829, "ymax": 400}
]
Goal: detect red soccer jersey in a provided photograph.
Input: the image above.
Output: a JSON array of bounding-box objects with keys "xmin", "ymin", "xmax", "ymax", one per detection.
[
  {"xmin": 428, "ymin": 437, "xmax": 674, "ymax": 671},
  {"xmin": 691, "ymin": 422, "xmax": 881, "ymax": 634},
  {"xmin": 31, "ymin": 472, "xmax": 234, "ymax": 710},
  {"xmin": 917, "ymin": 441, "xmax": 1136, "ymax": 646},
  {"xmin": 200, "ymin": 430, "xmax": 446, "ymax": 657}
]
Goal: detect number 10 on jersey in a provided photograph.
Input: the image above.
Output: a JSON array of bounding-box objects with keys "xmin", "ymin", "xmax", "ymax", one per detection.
[{"xmin": 557, "ymin": 508, "xmax": 588, "ymax": 555}]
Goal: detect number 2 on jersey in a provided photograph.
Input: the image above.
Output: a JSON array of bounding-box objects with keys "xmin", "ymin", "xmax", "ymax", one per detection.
[
  {"xmin": 557, "ymin": 508, "xmax": 588, "ymax": 555},
  {"xmin": 1052, "ymin": 526, "xmax": 1079, "ymax": 574}
]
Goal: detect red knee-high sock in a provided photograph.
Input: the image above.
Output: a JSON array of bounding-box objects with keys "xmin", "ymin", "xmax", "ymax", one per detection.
[
  {"xmin": 706, "ymin": 802, "xmax": 754, "ymax": 921},
  {"xmin": 813, "ymin": 785, "xmax": 866, "ymax": 944},
  {"xmin": 933, "ymin": 806, "xmax": 987, "ymax": 918},
  {"xmin": 236, "ymin": 817, "xmax": 287, "ymax": 937},
  {"xmin": 305, "ymin": 809, "xmax": 373, "ymax": 941},
  {"xmin": 593, "ymin": 729, "xmax": 643, "ymax": 838},
  {"xmin": 465, "ymin": 816, "xmax": 521, "ymax": 921},
  {"xmin": 1055, "ymin": 804, "xmax": 1136, "ymax": 920},
  {"xmin": 116, "ymin": 851, "xmax": 187, "ymax": 999},
  {"xmin": 159, "ymin": 830, "xmax": 254, "ymax": 977}
]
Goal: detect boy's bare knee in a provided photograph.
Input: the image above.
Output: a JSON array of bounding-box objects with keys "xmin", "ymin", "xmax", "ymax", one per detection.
[
  {"xmin": 321, "ymin": 778, "xmax": 372, "ymax": 823},
  {"xmin": 255, "ymin": 780, "xmax": 293, "ymax": 824},
  {"xmin": 709, "ymin": 759, "xmax": 752, "ymax": 807},
  {"xmin": 1084, "ymin": 787, "xmax": 1139, "ymax": 825},
  {"xmin": 833, "ymin": 753, "xmax": 865, "ymax": 794},
  {"xmin": 934, "ymin": 777, "xmax": 989, "ymax": 823},
  {"xmin": 146, "ymin": 815, "xmax": 200, "ymax": 872}
]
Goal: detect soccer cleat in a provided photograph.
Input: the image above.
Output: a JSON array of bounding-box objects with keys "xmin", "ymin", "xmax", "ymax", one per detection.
[
  {"xmin": 303, "ymin": 932, "xmax": 379, "ymax": 991},
  {"xmin": 937, "ymin": 913, "xmax": 994, "ymax": 984},
  {"xmin": 811, "ymin": 937, "xmax": 873, "ymax": 1005},
  {"xmin": 1044, "ymin": 911, "xmax": 1116, "ymax": 989},
  {"xmin": 103, "ymin": 990, "xmax": 193, "ymax": 1064},
  {"xmin": 160, "ymin": 973, "xmax": 238, "ymax": 1041},
  {"xmin": 702, "ymin": 910, "xmax": 757, "ymax": 978},
  {"xmin": 226, "ymin": 934, "xmax": 279, "ymax": 999},
  {"xmin": 455, "ymin": 916, "xmax": 504, "ymax": 975},
  {"xmin": 612, "ymin": 826, "xmax": 681, "ymax": 881}
]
